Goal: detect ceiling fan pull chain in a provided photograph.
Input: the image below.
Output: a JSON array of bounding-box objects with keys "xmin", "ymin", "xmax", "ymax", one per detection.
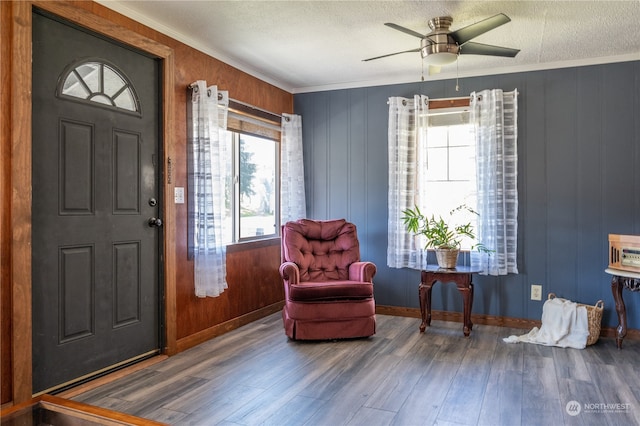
[{"xmin": 455, "ymin": 55, "xmax": 460, "ymax": 91}]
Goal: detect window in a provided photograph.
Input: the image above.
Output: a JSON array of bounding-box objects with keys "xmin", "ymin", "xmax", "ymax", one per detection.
[
  {"xmin": 387, "ymin": 90, "xmax": 519, "ymax": 275},
  {"xmin": 222, "ymin": 130, "xmax": 279, "ymax": 243},
  {"xmin": 57, "ymin": 59, "xmax": 140, "ymax": 114},
  {"xmin": 187, "ymin": 84, "xmax": 281, "ymax": 263},
  {"xmin": 423, "ymin": 108, "xmax": 477, "ymax": 249},
  {"xmin": 223, "ymin": 99, "xmax": 281, "ymax": 243}
]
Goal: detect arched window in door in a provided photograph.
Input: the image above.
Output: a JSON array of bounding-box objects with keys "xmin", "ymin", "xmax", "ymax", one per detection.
[{"xmin": 57, "ymin": 58, "xmax": 141, "ymax": 115}]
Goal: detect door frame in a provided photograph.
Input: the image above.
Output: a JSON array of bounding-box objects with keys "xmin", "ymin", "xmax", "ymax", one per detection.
[{"xmin": 10, "ymin": 1, "xmax": 177, "ymax": 403}]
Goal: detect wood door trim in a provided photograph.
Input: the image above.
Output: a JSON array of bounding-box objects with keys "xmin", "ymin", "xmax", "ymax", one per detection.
[
  {"xmin": 11, "ymin": 1, "xmax": 177, "ymax": 404},
  {"xmin": 0, "ymin": 0, "xmax": 13, "ymax": 406},
  {"xmin": 11, "ymin": 0, "xmax": 34, "ymax": 405}
]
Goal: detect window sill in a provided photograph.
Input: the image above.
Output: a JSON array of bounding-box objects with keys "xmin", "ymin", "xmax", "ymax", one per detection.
[{"xmin": 226, "ymin": 237, "xmax": 280, "ymax": 253}]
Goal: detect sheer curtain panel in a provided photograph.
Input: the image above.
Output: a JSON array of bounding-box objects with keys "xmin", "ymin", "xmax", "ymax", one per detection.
[
  {"xmin": 188, "ymin": 80, "xmax": 229, "ymax": 297},
  {"xmin": 470, "ymin": 89, "xmax": 519, "ymax": 275},
  {"xmin": 280, "ymin": 113, "xmax": 306, "ymax": 223},
  {"xmin": 387, "ymin": 95, "xmax": 430, "ymax": 269}
]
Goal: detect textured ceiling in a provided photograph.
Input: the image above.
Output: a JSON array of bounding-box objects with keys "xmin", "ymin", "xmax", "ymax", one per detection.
[{"xmin": 98, "ymin": 1, "xmax": 640, "ymax": 93}]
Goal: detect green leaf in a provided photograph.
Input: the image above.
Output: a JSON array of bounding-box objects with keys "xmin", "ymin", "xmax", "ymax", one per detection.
[{"xmin": 402, "ymin": 203, "xmax": 486, "ymax": 252}]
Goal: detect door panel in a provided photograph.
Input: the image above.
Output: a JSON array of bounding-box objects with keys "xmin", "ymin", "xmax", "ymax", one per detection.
[
  {"xmin": 59, "ymin": 245, "xmax": 94, "ymax": 343},
  {"xmin": 113, "ymin": 130, "xmax": 141, "ymax": 214},
  {"xmin": 60, "ymin": 120, "xmax": 95, "ymax": 214},
  {"xmin": 113, "ymin": 242, "xmax": 141, "ymax": 327},
  {"xmin": 32, "ymin": 11, "xmax": 161, "ymax": 393}
]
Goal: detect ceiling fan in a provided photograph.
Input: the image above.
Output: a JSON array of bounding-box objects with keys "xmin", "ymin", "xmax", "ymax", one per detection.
[{"xmin": 363, "ymin": 13, "xmax": 520, "ymax": 72}]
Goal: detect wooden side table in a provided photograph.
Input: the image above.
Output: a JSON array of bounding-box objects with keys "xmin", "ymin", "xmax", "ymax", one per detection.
[
  {"xmin": 606, "ymin": 268, "xmax": 640, "ymax": 349},
  {"xmin": 419, "ymin": 266, "xmax": 481, "ymax": 337}
]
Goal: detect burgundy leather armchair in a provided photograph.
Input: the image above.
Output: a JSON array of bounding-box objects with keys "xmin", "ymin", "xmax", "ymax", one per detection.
[{"xmin": 279, "ymin": 219, "xmax": 376, "ymax": 340}]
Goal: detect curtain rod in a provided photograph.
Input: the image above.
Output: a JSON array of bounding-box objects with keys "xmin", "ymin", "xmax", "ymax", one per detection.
[
  {"xmin": 386, "ymin": 95, "xmax": 470, "ymax": 102},
  {"xmin": 188, "ymin": 83, "xmax": 286, "ymax": 121},
  {"xmin": 388, "ymin": 96, "xmax": 470, "ymax": 108},
  {"xmin": 433, "ymin": 96, "xmax": 471, "ymax": 102}
]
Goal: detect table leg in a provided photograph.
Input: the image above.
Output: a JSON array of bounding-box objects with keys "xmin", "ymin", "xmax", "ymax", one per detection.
[
  {"xmin": 611, "ymin": 276, "xmax": 627, "ymax": 349},
  {"xmin": 469, "ymin": 282, "xmax": 474, "ymax": 333},
  {"xmin": 459, "ymin": 283, "xmax": 473, "ymax": 337},
  {"xmin": 419, "ymin": 280, "xmax": 434, "ymax": 333}
]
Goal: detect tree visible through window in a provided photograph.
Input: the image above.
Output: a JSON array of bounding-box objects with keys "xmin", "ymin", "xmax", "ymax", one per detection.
[{"xmin": 222, "ymin": 131, "xmax": 278, "ymax": 242}]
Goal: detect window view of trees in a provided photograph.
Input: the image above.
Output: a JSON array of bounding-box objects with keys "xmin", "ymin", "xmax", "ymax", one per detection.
[
  {"xmin": 238, "ymin": 134, "xmax": 277, "ymax": 238},
  {"xmin": 217, "ymin": 132, "xmax": 276, "ymax": 240},
  {"xmin": 239, "ymin": 140, "xmax": 257, "ymax": 205}
]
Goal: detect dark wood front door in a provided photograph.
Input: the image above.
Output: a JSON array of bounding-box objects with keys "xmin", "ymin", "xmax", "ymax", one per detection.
[{"xmin": 32, "ymin": 11, "xmax": 162, "ymax": 393}]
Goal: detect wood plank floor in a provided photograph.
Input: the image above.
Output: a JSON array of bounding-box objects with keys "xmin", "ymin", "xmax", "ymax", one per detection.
[{"xmin": 73, "ymin": 313, "xmax": 640, "ymax": 426}]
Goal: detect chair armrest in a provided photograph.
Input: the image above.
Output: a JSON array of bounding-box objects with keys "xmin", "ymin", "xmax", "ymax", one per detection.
[
  {"xmin": 349, "ymin": 261, "xmax": 377, "ymax": 283},
  {"xmin": 279, "ymin": 262, "xmax": 300, "ymax": 285}
]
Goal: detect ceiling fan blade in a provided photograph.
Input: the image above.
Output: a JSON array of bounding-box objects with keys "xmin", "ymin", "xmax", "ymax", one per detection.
[
  {"xmin": 362, "ymin": 48, "xmax": 421, "ymax": 62},
  {"xmin": 449, "ymin": 13, "xmax": 511, "ymax": 45},
  {"xmin": 459, "ymin": 42, "xmax": 520, "ymax": 57},
  {"xmin": 384, "ymin": 22, "xmax": 425, "ymax": 39}
]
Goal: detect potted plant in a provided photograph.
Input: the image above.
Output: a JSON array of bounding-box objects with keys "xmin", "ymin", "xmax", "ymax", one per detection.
[{"xmin": 402, "ymin": 204, "xmax": 490, "ymax": 268}]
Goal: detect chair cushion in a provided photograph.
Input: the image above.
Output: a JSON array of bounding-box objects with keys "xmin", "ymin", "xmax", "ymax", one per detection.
[
  {"xmin": 282, "ymin": 219, "xmax": 360, "ymax": 282},
  {"xmin": 288, "ymin": 281, "xmax": 374, "ymax": 302}
]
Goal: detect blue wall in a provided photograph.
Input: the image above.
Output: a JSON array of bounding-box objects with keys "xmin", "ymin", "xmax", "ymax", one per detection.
[{"xmin": 294, "ymin": 61, "xmax": 640, "ymax": 330}]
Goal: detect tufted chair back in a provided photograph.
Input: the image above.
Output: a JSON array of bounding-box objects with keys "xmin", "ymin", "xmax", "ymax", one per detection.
[{"xmin": 282, "ymin": 219, "xmax": 360, "ymax": 282}]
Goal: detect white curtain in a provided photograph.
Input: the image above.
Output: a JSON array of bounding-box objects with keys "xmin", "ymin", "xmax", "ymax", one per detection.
[
  {"xmin": 280, "ymin": 113, "xmax": 306, "ymax": 223},
  {"xmin": 470, "ymin": 89, "xmax": 519, "ymax": 275},
  {"xmin": 189, "ymin": 80, "xmax": 229, "ymax": 297},
  {"xmin": 387, "ymin": 95, "xmax": 430, "ymax": 269}
]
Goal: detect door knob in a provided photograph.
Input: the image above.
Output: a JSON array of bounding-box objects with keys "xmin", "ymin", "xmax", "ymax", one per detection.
[{"xmin": 148, "ymin": 217, "xmax": 163, "ymax": 227}]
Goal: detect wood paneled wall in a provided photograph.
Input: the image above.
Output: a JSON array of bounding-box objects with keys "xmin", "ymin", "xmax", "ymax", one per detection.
[{"xmin": 1, "ymin": 0, "xmax": 291, "ymax": 405}]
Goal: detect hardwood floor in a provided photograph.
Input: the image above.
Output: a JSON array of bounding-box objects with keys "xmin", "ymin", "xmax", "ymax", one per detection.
[{"xmin": 73, "ymin": 313, "xmax": 640, "ymax": 426}]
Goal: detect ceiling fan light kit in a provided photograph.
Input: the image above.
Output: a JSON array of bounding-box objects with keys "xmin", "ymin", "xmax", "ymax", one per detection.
[{"xmin": 421, "ymin": 45, "xmax": 459, "ymax": 65}]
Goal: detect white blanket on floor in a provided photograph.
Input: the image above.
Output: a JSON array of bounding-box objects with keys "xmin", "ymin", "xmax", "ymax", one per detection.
[{"xmin": 503, "ymin": 296, "xmax": 589, "ymax": 349}]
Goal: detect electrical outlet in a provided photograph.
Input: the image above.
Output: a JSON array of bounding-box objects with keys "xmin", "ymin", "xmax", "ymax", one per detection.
[{"xmin": 531, "ymin": 284, "xmax": 542, "ymax": 301}]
